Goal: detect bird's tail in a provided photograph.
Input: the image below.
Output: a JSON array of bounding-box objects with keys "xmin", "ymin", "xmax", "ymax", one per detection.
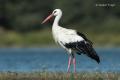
[
  {"xmin": 77, "ymin": 41, "xmax": 100, "ymax": 63},
  {"xmin": 86, "ymin": 47, "xmax": 100, "ymax": 64}
]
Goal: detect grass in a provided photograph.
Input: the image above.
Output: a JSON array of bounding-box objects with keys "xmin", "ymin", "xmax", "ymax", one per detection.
[
  {"xmin": 0, "ymin": 71, "xmax": 119, "ymax": 80},
  {"xmin": 0, "ymin": 27, "xmax": 120, "ymax": 47},
  {"xmin": 0, "ymin": 29, "xmax": 54, "ymax": 47},
  {"xmin": 0, "ymin": 17, "xmax": 120, "ymax": 47}
]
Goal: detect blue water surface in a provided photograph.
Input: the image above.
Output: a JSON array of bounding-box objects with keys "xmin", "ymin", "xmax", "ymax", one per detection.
[{"xmin": 0, "ymin": 47, "xmax": 120, "ymax": 72}]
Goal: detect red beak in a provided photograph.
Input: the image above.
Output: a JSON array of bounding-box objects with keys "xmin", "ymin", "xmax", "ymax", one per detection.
[{"xmin": 41, "ymin": 14, "xmax": 53, "ymax": 24}]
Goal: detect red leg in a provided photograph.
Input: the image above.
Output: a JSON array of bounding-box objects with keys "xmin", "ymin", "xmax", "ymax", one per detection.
[
  {"xmin": 67, "ymin": 56, "xmax": 72, "ymax": 73},
  {"xmin": 67, "ymin": 56, "xmax": 72, "ymax": 79},
  {"xmin": 73, "ymin": 57, "xmax": 77, "ymax": 79},
  {"xmin": 73, "ymin": 57, "xmax": 76, "ymax": 73}
]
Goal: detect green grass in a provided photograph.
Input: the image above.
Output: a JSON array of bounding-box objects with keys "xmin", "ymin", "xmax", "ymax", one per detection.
[
  {"xmin": 0, "ymin": 28, "xmax": 120, "ymax": 47},
  {"xmin": 0, "ymin": 71, "xmax": 119, "ymax": 80},
  {"xmin": 0, "ymin": 29, "xmax": 54, "ymax": 47}
]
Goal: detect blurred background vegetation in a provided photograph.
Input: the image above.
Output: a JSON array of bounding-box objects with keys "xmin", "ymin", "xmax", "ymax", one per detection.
[{"xmin": 0, "ymin": 0, "xmax": 120, "ymax": 47}]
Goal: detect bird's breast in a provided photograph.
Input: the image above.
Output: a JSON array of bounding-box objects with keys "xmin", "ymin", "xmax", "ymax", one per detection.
[{"xmin": 52, "ymin": 27, "xmax": 60, "ymax": 43}]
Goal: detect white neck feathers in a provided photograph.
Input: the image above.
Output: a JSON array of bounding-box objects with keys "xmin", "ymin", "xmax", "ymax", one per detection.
[{"xmin": 53, "ymin": 13, "xmax": 62, "ymax": 27}]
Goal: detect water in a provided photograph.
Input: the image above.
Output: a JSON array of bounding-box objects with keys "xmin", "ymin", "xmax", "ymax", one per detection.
[{"xmin": 0, "ymin": 47, "xmax": 120, "ymax": 72}]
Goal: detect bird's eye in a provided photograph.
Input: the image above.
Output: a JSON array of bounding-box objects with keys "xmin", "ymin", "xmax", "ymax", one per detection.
[{"xmin": 54, "ymin": 11, "xmax": 57, "ymax": 13}]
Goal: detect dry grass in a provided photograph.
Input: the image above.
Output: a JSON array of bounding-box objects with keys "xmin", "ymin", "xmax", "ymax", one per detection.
[{"xmin": 0, "ymin": 71, "xmax": 119, "ymax": 80}]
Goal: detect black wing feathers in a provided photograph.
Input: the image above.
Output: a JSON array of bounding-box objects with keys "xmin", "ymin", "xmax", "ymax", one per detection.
[
  {"xmin": 79, "ymin": 41, "xmax": 100, "ymax": 63},
  {"xmin": 77, "ymin": 32, "xmax": 93, "ymax": 44}
]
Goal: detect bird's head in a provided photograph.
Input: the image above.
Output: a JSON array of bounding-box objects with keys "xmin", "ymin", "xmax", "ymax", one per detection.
[
  {"xmin": 41, "ymin": 9, "xmax": 62, "ymax": 24},
  {"xmin": 52, "ymin": 9, "xmax": 62, "ymax": 16}
]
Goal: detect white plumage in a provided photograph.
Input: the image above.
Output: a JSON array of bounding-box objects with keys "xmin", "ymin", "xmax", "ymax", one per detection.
[
  {"xmin": 53, "ymin": 27, "xmax": 84, "ymax": 45},
  {"xmin": 42, "ymin": 9, "xmax": 100, "ymax": 73}
]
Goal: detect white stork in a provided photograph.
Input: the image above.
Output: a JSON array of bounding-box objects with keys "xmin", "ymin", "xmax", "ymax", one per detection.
[{"xmin": 42, "ymin": 9, "xmax": 100, "ymax": 73}]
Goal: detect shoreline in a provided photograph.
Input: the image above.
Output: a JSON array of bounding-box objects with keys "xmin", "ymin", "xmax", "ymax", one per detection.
[{"xmin": 0, "ymin": 46, "xmax": 119, "ymax": 49}]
